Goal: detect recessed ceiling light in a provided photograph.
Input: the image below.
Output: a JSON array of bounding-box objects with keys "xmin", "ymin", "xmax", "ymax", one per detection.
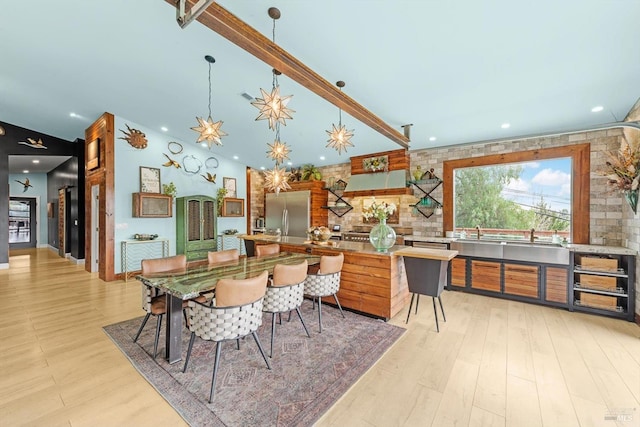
[
  {"xmin": 161, "ymin": 126, "xmax": 168, "ymax": 132},
  {"xmin": 69, "ymin": 112, "xmax": 77, "ymax": 118},
  {"xmin": 287, "ymin": 161, "xmax": 292, "ymax": 166},
  {"xmin": 429, "ymin": 136, "xmax": 436, "ymax": 142},
  {"xmin": 23, "ymin": 170, "xmax": 29, "ymax": 173},
  {"xmin": 319, "ymin": 156, "xmax": 325, "ymax": 161},
  {"xmin": 591, "ymin": 105, "xmax": 604, "ymax": 113},
  {"xmin": 260, "ymin": 166, "xmax": 266, "ymax": 170},
  {"xmin": 32, "ymin": 159, "xmax": 40, "ymax": 164},
  {"xmin": 233, "ymin": 155, "xmax": 239, "ymax": 160},
  {"xmin": 501, "ymin": 123, "xmax": 510, "ymax": 129}
]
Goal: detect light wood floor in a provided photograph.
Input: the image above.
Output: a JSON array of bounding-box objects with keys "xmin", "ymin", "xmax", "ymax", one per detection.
[{"xmin": 1, "ymin": 249, "xmax": 639, "ymax": 427}]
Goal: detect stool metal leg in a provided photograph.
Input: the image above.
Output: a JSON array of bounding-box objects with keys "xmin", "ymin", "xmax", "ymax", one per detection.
[
  {"xmin": 415, "ymin": 294, "xmax": 420, "ymax": 314},
  {"xmin": 406, "ymin": 293, "xmax": 416, "ymax": 324},
  {"xmin": 438, "ymin": 296, "xmax": 446, "ymax": 322},
  {"xmin": 432, "ymin": 297, "xmax": 439, "ymax": 332}
]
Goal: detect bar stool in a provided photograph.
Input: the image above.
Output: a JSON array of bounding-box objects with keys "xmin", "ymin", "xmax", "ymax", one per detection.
[{"xmin": 303, "ymin": 252, "xmax": 345, "ymax": 333}]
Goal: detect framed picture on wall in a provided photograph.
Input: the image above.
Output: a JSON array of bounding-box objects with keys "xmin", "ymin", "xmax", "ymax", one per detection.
[
  {"xmin": 87, "ymin": 138, "xmax": 100, "ymax": 171},
  {"xmin": 140, "ymin": 166, "xmax": 161, "ymax": 193},
  {"xmin": 223, "ymin": 177, "xmax": 237, "ymax": 198}
]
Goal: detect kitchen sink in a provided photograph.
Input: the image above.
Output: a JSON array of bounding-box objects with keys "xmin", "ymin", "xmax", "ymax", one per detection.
[{"xmin": 450, "ymin": 239, "xmax": 569, "ymax": 265}]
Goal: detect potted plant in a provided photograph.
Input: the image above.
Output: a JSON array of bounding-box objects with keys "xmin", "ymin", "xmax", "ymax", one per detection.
[
  {"xmin": 301, "ymin": 164, "xmax": 322, "ymax": 181},
  {"xmin": 162, "ymin": 182, "xmax": 177, "ymax": 198},
  {"xmin": 215, "ymin": 187, "xmax": 227, "ymax": 216}
]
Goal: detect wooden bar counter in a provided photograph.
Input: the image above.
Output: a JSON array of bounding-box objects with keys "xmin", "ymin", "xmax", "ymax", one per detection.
[{"xmin": 241, "ymin": 235, "xmax": 412, "ymax": 319}]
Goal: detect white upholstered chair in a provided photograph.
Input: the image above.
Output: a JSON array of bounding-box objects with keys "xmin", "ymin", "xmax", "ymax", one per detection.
[
  {"xmin": 255, "ymin": 243, "xmax": 280, "ymax": 258},
  {"xmin": 134, "ymin": 255, "xmax": 205, "ymax": 359},
  {"xmin": 182, "ymin": 270, "xmax": 271, "ymax": 403},
  {"xmin": 303, "ymin": 252, "xmax": 345, "ymax": 333},
  {"xmin": 263, "ymin": 260, "xmax": 310, "ymax": 357}
]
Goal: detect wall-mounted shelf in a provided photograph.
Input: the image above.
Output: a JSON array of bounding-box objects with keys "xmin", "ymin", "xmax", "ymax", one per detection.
[
  {"xmin": 322, "ymin": 179, "xmax": 353, "ymax": 217},
  {"xmin": 408, "ymin": 179, "xmax": 442, "ymax": 218}
]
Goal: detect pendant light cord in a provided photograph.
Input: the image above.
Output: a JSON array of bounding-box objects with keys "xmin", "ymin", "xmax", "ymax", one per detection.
[{"xmin": 208, "ymin": 61, "xmax": 213, "ymax": 118}]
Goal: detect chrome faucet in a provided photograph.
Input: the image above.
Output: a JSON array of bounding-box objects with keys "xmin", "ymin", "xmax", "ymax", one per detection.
[
  {"xmin": 530, "ymin": 228, "xmax": 535, "ymax": 243},
  {"xmin": 475, "ymin": 225, "xmax": 481, "ymax": 240}
]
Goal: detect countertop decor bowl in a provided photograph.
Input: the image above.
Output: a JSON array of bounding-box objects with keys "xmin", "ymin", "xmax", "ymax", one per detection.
[{"xmin": 307, "ymin": 226, "xmax": 332, "ymax": 242}]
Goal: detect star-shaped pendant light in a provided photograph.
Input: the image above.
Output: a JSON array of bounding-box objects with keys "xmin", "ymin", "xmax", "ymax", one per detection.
[
  {"xmin": 191, "ymin": 55, "xmax": 227, "ymax": 148},
  {"xmin": 326, "ymin": 81, "xmax": 354, "ymax": 154},
  {"xmin": 251, "ymin": 8, "xmax": 295, "ymax": 130},
  {"xmin": 252, "ymin": 82, "xmax": 295, "ymax": 130},
  {"xmin": 264, "ymin": 164, "xmax": 291, "ymax": 195},
  {"xmin": 266, "ymin": 124, "xmax": 291, "ymax": 164}
]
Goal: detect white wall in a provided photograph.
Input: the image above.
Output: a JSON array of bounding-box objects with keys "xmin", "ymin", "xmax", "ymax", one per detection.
[{"xmin": 113, "ymin": 116, "xmax": 247, "ymax": 273}]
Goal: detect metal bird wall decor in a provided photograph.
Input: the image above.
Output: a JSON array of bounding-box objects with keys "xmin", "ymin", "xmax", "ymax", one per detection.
[
  {"xmin": 18, "ymin": 137, "xmax": 47, "ymax": 149},
  {"xmin": 162, "ymin": 153, "xmax": 181, "ymax": 168},
  {"xmin": 201, "ymin": 172, "xmax": 217, "ymax": 184},
  {"xmin": 15, "ymin": 177, "xmax": 33, "ymax": 192}
]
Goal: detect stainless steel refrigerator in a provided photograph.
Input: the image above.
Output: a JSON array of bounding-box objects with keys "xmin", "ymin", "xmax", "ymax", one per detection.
[{"xmin": 265, "ymin": 190, "xmax": 310, "ymax": 237}]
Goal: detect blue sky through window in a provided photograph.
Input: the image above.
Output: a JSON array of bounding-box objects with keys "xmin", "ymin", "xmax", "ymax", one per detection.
[{"xmin": 501, "ymin": 158, "xmax": 572, "ymax": 215}]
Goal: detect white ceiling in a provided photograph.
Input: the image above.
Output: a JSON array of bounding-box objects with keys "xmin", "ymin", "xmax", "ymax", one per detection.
[{"xmin": 1, "ymin": 0, "xmax": 639, "ymax": 172}]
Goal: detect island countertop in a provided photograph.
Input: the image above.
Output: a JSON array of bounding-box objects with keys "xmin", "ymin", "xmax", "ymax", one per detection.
[
  {"xmin": 239, "ymin": 234, "xmax": 409, "ymax": 255},
  {"xmin": 239, "ymin": 234, "xmax": 411, "ymax": 319}
]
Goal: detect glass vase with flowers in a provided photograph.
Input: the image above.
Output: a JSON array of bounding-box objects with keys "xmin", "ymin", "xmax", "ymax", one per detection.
[
  {"xmin": 599, "ymin": 129, "xmax": 640, "ymax": 213},
  {"xmin": 362, "ymin": 198, "xmax": 397, "ymax": 251}
]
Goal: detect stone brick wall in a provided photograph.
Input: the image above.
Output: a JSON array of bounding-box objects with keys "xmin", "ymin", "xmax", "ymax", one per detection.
[
  {"xmin": 249, "ymin": 123, "xmax": 640, "ymax": 317},
  {"xmin": 622, "ymin": 99, "xmax": 640, "ymax": 317}
]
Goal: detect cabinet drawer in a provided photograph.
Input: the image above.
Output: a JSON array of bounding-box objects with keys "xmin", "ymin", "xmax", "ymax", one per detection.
[
  {"xmin": 450, "ymin": 258, "xmax": 467, "ymax": 286},
  {"xmin": 471, "ymin": 260, "xmax": 501, "ymax": 292},
  {"xmin": 186, "ymin": 250, "xmax": 209, "ymax": 261},
  {"xmin": 186, "ymin": 240, "xmax": 217, "ymax": 252},
  {"xmin": 545, "ymin": 267, "xmax": 568, "ymax": 303},
  {"xmin": 579, "ymin": 293, "xmax": 618, "ymax": 309},
  {"xmin": 578, "ymin": 274, "xmax": 617, "ymax": 290},
  {"xmin": 504, "ymin": 263, "xmax": 539, "ymax": 298},
  {"xmin": 576, "ymin": 255, "xmax": 618, "ymax": 272}
]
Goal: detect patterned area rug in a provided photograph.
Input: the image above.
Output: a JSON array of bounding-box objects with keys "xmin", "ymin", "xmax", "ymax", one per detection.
[{"xmin": 104, "ymin": 301, "xmax": 405, "ymax": 427}]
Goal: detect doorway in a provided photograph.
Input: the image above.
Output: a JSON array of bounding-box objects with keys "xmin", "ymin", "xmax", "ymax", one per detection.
[
  {"xmin": 91, "ymin": 185, "xmax": 100, "ymax": 272},
  {"xmin": 9, "ymin": 197, "xmax": 37, "ymax": 249}
]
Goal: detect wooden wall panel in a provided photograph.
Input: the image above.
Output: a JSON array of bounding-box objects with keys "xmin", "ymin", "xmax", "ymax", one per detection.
[
  {"xmin": 349, "ymin": 149, "xmax": 410, "ymax": 175},
  {"xmin": 84, "ymin": 112, "xmax": 116, "ymax": 281}
]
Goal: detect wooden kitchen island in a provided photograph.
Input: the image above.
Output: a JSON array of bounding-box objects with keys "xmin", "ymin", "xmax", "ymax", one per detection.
[{"xmin": 240, "ymin": 235, "xmax": 411, "ymax": 320}]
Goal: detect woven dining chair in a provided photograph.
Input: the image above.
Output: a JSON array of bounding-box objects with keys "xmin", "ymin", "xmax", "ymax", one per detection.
[
  {"xmin": 255, "ymin": 243, "xmax": 280, "ymax": 258},
  {"xmin": 134, "ymin": 255, "xmax": 205, "ymax": 359},
  {"xmin": 182, "ymin": 270, "xmax": 271, "ymax": 403},
  {"xmin": 263, "ymin": 260, "xmax": 310, "ymax": 357},
  {"xmin": 303, "ymin": 252, "xmax": 345, "ymax": 333}
]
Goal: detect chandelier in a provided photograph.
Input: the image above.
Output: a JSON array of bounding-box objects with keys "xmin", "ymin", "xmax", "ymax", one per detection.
[
  {"xmin": 264, "ymin": 164, "xmax": 291, "ymax": 195},
  {"xmin": 191, "ymin": 55, "xmax": 227, "ymax": 148},
  {"xmin": 251, "ymin": 7, "xmax": 295, "ymax": 130},
  {"xmin": 326, "ymin": 81, "xmax": 354, "ymax": 154},
  {"xmin": 266, "ymin": 123, "xmax": 291, "ymax": 165}
]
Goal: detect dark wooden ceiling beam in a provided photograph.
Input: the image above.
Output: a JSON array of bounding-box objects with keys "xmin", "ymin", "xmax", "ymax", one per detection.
[{"xmin": 166, "ymin": 0, "xmax": 410, "ymax": 148}]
